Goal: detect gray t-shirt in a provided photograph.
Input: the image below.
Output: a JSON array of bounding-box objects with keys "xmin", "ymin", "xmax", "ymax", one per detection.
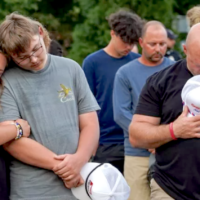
[{"xmin": 0, "ymin": 55, "xmax": 100, "ymax": 200}]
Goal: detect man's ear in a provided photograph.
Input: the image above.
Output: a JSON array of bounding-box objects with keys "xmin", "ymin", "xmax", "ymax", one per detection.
[
  {"xmin": 139, "ymin": 37, "xmax": 143, "ymax": 48},
  {"xmin": 182, "ymin": 44, "xmax": 187, "ymax": 56},
  {"xmin": 110, "ymin": 30, "xmax": 115, "ymax": 37}
]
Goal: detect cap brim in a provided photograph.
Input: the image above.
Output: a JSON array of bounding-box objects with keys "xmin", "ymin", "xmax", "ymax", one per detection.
[{"xmin": 71, "ymin": 162, "xmax": 100, "ymax": 200}]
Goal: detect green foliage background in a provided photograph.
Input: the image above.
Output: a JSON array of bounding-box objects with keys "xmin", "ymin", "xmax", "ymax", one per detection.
[
  {"xmin": 69, "ymin": 0, "xmax": 176, "ymax": 64},
  {"xmin": 0, "ymin": 0, "xmax": 199, "ymax": 64}
]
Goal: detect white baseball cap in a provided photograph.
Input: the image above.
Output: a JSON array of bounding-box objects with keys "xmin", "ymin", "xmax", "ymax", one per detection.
[
  {"xmin": 181, "ymin": 75, "xmax": 200, "ymax": 116},
  {"xmin": 71, "ymin": 162, "xmax": 130, "ymax": 200}
]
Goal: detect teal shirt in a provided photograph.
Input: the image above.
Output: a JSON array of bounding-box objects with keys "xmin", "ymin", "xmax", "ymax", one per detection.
[{"xmin": 113, "ymin": 57, "xmax": 175, "ymax": 156}]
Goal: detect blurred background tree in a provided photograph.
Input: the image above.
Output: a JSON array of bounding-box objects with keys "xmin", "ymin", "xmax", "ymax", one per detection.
[
  {"xmin": 0, "ymin": 0, "xmax": 199, "ymax": 64},
  {"xmin": 0, "ymin": 0, "xmax": 79, "ymax": 55},
  {"xmin": 68, "ymin": 0, "xmax": 175, "ymax": 64}
]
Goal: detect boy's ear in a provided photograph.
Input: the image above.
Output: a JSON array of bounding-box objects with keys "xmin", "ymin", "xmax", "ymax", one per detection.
[{"xmin": 38, "ymin": 26, "xmax": 44, "ymax": 37}]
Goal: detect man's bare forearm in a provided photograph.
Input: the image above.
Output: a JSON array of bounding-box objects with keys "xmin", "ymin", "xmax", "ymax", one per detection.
[
  {"xmin": 76, "ymin": 112, "xmax": 99, "ymax": 165},
  {"xmin": 0, "ymin": 125, "xmax": 16, "ymax": 145},
  {"xmin": 129, "ymin": 107, "xmax": 200, "ymax": 148},
  {"xmin": 129, "ymin": 122, "xmax": 172, "ymax": 149},
  {"xmin": 3, "ymin": 138, "xmax": 60, "ymax": 170},
  {"xmin": 77, "ymin": 126, "xmax": 99, "ymax": 164}
]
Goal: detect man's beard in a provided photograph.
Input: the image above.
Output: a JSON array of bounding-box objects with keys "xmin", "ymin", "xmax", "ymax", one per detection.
[{"xmin": 149, "ymin": 52, "xmax": 163, "ymax": 62}]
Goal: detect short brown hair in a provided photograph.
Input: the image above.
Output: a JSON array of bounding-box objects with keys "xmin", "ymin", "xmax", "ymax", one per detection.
[
  {"xmin": 0, "ymin": 12, "xmax": 51, "ymax": 56},
  {"xmin": 108, "ymin": 10, "xmax": 143, "ymax": 44},
  {"xmin": 187, "ymin": 6, "xmax": 200, "ymax": 27}
]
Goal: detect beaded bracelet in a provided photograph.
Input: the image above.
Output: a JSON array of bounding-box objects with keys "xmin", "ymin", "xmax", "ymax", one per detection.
[{"xmin": 11, "ymin": 122, "xmax": 23, "ymax": 140}]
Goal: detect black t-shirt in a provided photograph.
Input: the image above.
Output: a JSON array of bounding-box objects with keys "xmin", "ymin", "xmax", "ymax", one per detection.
[
  {"xmin": 0, "ymin": 146, "xmax": 10, "ymax": 200},
  {"xmin": 135, "ymin": 59, "xmax": 200, "ymax": 200}
]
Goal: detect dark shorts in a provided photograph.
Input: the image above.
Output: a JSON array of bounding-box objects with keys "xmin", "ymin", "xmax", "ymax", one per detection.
[
  {"xmin": 92, "ymin": 143, "xmax": 124, "ymax": 174},
  {"xmin": 0, "ymin": 146, "xmax": 10, "ymax": 200}
]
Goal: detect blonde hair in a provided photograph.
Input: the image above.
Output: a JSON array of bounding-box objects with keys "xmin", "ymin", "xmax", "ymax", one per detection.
[
  {"xmin": 0, "ymin": 12, "xmax": 51, "ymax": 56},
  {"xmin": 187, "ymin": 6, "xmax": 200, "ymax": 27}
]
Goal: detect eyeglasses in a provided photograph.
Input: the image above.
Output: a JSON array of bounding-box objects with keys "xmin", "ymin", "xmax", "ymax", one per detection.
[{"xmin": 15, "ymin": 36, "xmax": 43, "ymax": 65}]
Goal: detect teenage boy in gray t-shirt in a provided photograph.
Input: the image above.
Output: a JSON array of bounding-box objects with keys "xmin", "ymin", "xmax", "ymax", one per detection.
[{"xmin": 0, "ymin": 13, "xmax": 100, "ymax": 200}]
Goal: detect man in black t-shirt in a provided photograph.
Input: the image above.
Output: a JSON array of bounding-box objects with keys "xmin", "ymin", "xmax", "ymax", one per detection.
[{"xmin": 129, "ymin": 24, "xmax": 200, "ymax": 200}]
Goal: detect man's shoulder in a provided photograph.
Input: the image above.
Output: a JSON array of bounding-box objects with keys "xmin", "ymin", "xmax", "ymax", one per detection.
[
  {"xmin": 117, "ymin": 58, "xmax": 139, "ymax": 73},
  {"xmin": 51, "ymin": 54, "xmax": 78, "ymax": 65},
  {"xmin": 3, "ymin": 65, "xmax": 19, "ymax": 79},
  {"xmin": 148, "ymin": 59, "xmax": 186, "ymax": 84},
  {"xmin": 115, "ymin": 59, "xmax": 141, "ymax": 82},
  {"xmin": 128, "ymin": 52, "xmax": 141, "ymax": 59},
  {"xmin": 82, "ymin": 49, "xmax": 105, "ymax": 70},
  {"xmin": 83, "ymin": 49, "xmax": 104, "ymax": 62},
  {"xmin": 50, "ymin": 55, "xmax": 81, "ymax": 71}
]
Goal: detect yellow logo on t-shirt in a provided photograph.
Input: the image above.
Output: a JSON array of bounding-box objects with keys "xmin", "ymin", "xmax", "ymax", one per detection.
[
  {"xmin": 58, "ymin": 84, "xmax": 71, "ymax": 97},
  {"xmin": 58, "ymin": 84, "xmax": 74, "ymax": 103}
]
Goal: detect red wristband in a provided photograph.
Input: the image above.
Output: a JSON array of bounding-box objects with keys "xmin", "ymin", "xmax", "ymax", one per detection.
[{"xmin": 169, "ymin": 122, "xmax": 177, "ymax": 140}]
